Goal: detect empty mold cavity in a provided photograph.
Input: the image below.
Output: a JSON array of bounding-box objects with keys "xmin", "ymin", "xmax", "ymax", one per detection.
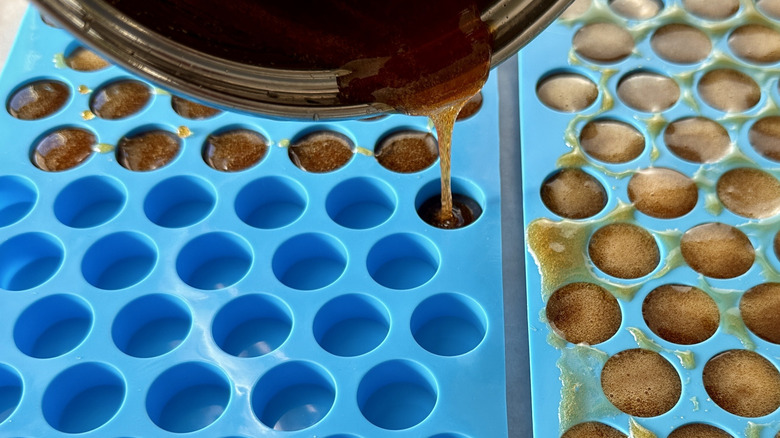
[
  {"xmin": 203, "ymin": 129, "xmax": 268, "ymax": 172},
  {"xmin": 668, "ymin": 423, "xmax": 732, "ymax": 438},
  {"xmin": 717, "ymin": 168, "xmax": 780, "ymax": 219},
  {"xmin": 740, "ymin": 283, "xmax": 780, "ymax": 344},
  {"xmin": 562, "ymin": 422, "xmax": 626, "ymax": 438},
  {"xmin": 33, "ymin": 127, "xmax": 96, "ymax": 172},
  {"xmin": 235, "ymin": 176, "xmax": 307, "ymax": 229},
  {"xmin": 251, "ymin": 361, "xmax": 335, "ymax": 431},
  {"xmin": 171, "ymin": 95, "xmax": 221, "ymax": 120},
  {"xmin": 212, "ymin": 294, "xmax": 292, "ymax": 358},
  {"xmin": 703, "ymin": 350, "xmax": 780, "ymax": 417},
  {"xmin": 546, "ymin": 282, "xmax": 621, "ymax": 345},
  {"xmin": 728, "ymin": 24, "xmax": 780, "ymax": 64},
  {"xmin": 608, "ymin": 0, "xmax": 663, "ymax": 19},
  {"xmin": 698, "ymin": 69, "xmax": 760, "ymax": 112},
  {"xmin": 682, "ymin": 0, "xmax": 739, "ymax": 20},
  {"xmin": 0, "ymin": 176, "xmax": 36, "ymax": 227},
  {"xmin": 750, "ymin": 116, "xmax": 780, "ymax": 161},
  {"xmin": 572, "ymin": 23, "xmax": 634, "ymax": 63},
  {"xmin": 289, "ymin": 130, "xmax": 354, "ymax": 173},
  {"xmin": 116, "ymin": 129, "xmax": 181, "ymax": 172},
  {"xmin": 7, "ymin": 80, "xmax": 69, "ymax": 120},
  {"xmin": 90, "ymin": 80, "xmax": 151, "ymax": 119},
  {"xmin": 411, "ymin": 293, "xmax": 487, "ymax": 356},
  {"xmin": 144, "ymin": 176, "xmax": 216, "ymax": 227},
  {"xmin": 367, "ymin": 233, "xmax": 440, "ymax": 290},
  {"xmin": 176, "ymin": 232, "xmax": 252, "ymax": 290},
  {"xmin": 651, "ymin": 24, "xmax": 711, "ymax": 64},
  {"xmin": 146, "ymin": 362, "xmax": 230, "ymax": 433},
  {"xmin": 642, "ymin": 284, "xmax": 719, "ymax": 345},
  {"xmin": 601, "ymin": 349, "xmax": 681, "ymax": 417},
  {"xmin": 415, "ymin": 178, "xmax": 485, "ymax": 229},
  {"xmin": 374, "ymin": 130, "xmax": 438, "ymax": 173},
  {"xmin": 628, "ymin": 167, "xmax": 698, "ymax": 219},
  {"xmin": 358, "ymin": 360, "xmax": 437, "ymax": 430},
  {"xmin": 617, "ymin": 71, "xmax": 679, "ymax": 112},
  {"xmin": 14, "ymin": 294, "xmax": 92, "ymax": 358},
  {"xmin": 536, "ymin": 73, "xmax": 598, "ymax": 112},
  {"xmin": 326, "ymin": 177, "xmax": 396, "ymax": 229},
  {"xmin": 65, "ymin": 46, "xmax": 110, "ymax": 71},
  {"xmin": 272, "ymin": 233, "xmax": 347, "ymax": 290},
  {"xmin": 430, "ymin": 434, "xmax": 470, "ymax": 438},
  {"xmin": 313, "ymin": 294, "xmax": 390, "ymax": 357},
  {"xmin": 579, "ymin": 119, "xmax": 644, "ymax": 164},
  {"xmin": 42, "ymin": 363, "xmax": 125, "ymax": 433},
  {"xmin": 588, "ymin": 223, "xmax": 659, "ymax": 279},
  {"xmin": 0, "ymin": 232, "xmax": 63, "ymax": 291},
  {"xmin": 680, "ymin": 223, "xmax": 754, "ymax": 279},
  {"xmin": 540, "ymin": 168, "xmax": 607, "ymax": 219},
  {"xmin": 112, "ymin": 294, "xmax": 191, "ymax": 358},
  {"xmin": 0, "ymin": 365, "xmax": 22, "ymax": 423},
  {"xmin": 81, "ymin": 232, "xmax": 156, "ymax": 290},
  {"xmin": 664, "ymin": 117, "xmax": 730, "ymax": 163},
  {"xmin": 54, "ymin": 175, "xmax": 126, "ymax": 228}
]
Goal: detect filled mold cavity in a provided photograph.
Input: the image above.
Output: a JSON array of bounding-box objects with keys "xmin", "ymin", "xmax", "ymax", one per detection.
[
  {"xmin": 641, "ymin": 284, "xmax": 719, "ymax": 345},
  {"xmin": 203, "ymin": 129, "xmax": 268, "ymax": 172},
  {"xmin": 14, "ymin": 294, "xmax": 92, "ymax": 359},
  {"xmin": 374, "ymin": 130, "xmax": 438, "ymax": 173},
  {"xmin": 171, "ymin": 95, "xmax": 221, "ymax": 119},
  {"xmin": 536, "ymin": 73, "xmax": 598, "ymax": 112},
  {"xmin": 702, "ymin": 350, "xmax": 780, "ymax": 417},
  {"xmin": 0, "ymin": 176, "xmax": 36, "ymax": 227},
  {"xmin": 0, "ymin": 232, "xmax": 63, "ymax": 291},
  {"xmin": 65, "ymin": 46, "xmax": 110, "ymax": 71},
  {"xmin": 740, "ymin": 283, "xmax": 780, "ymax": 344},
  {"xmin": 0, "ymin": 365, "xmax": 22, "ymax": 423},
  {"xmin": 617, "ymin": 71, "xmax": 679, "ymax": 113},
  {"xmin": 680, "ymin": 222, "xmax": 754, "ymax": 279},
  {"xmin": 251, "ymin": 361, "xmax": 335, "ymax": 431},
  {"xmin": 411, "ymin": 293, "xmax": 487, "ymax": 356},
  {"xmin": 144, "ymin": 176, "xmax": 216, "ymax": 228},
  {"xmin": 697, "ymin": 69, "xmax": 760, "ymax": 112},
  {"xmin": 456, "ymin": 91, "xmax": 483, "ymax": 120},
  {"xmin": 146, "ymin": 362, "xmax": 230, "ymax": 433},
  {"xmin": 289, "ymin": 130, "xmax": 354, "ymax": 173},
  {"xmin": 588, "ymin": 223, "xmax": 660, "ymax": 279},
  {"xmin": 326, "ymin": 177, "xmax": 396, "ymax": 229},
  {"xmin": 313, "ymin": 294, "xmax": 390, "ymax": 357},
  {"xmin": 664, "ymin": 117, "xmax": 730, "ymax": 163},
  {"xmin": 758, "ymin": 0, "xmax": 780, "ymax": 19},
  {"xmin": 540, "ymin": 168, "xmax": 607, "ymax": 219},
  {"xmin": 716, "ymin": 167, "xmax": 780, "ymax": 219},
  {"xmin": 560, "ymin": 0, "xmax": 593, "ymax": 19},
  {"xmin": 176, "ymin": 232, "xmax": 252, "ymax": 290},
  {"xmin": 33, "ymin": 127, "xmax": 96, "ymax": 172},
  {"xmin": 682, "ymin": 0, "xmax": 739, "ymax": 20},
  {"xmin": 651, "ymin": 24, "xmax": 711, "ymax": 64},
  {"xmin": 7, "ymin": 80, "xmax": 69, "ymax": 120},
  {"xmin": 628, "ymin": 167, "xmax": 698, "ymax": 219},
  {"xmin": 572, "ymin": 23, "xmax": 634, "ymax": 63},
  {"xmin": 112, "ymin": 294, "xmax": 191, "ymax": 358},
  {"xmin": 367, "ymin": 233, "xmax": 440, "ymax": 290},
  {"xmin": 749, "ymin": 116, "xmax": 780, "ymax": 161},
  {"xmin": 728, "ymin": 24, "xmax": 780, "ymax": 64},
  {"xmin": 54, "ymin": 175, "xmax": 126, "ymax": 228},
  {"xmin": 90, "ymin": 80, "xmax": 151, "ymax": 120},
  {"xmin": 272, "ymin": 233, "xmax": 347, "ymax": 290},
  {"xmin": 579, "ymin": 119, "xmax": 644, "ymax": 164},
  {"xmin": 668, "ymin": 423, "xmax": 733, "ymax": 438},
  {"xmin": 608, "ymin": 0, "xmax": 663, "ymax": 19},
  {"xmin": 357, "ymin": 360, "xmax": 438, "ymax": 430},
  {"xmin": 546, "ymin": 282, "xmax": 621, "ymax": 345},
  {"xmin": 116, "ymin": 128, "xmax": 181, "ymax": 171},
  {"xmin": 415, "ymin": 178, "xmax": 484, "ymax": 229},
  {"xmin": 82, "ymin": 232, "xmax": 156, "ymax": 290},
  {"xmin": 562, "ymin": 422, "xmax": 626, "ymax": 438},
  {"xmin": 235, "ymin": 176, "xmax": 307, "ymax": 229},
  {"xmin": 42, "ymin": 363, "xmax": 125, "ymax": 433},
  {"xmin": 601, "ymin": 349, "xmax": 681, "ymax": 417},
  {"xmin": 212, "ymin": 294, "xmax": 292, "ymax": 358}
]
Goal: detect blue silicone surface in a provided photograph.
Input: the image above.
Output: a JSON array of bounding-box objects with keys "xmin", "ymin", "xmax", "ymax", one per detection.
[
  {"xmin": 0, "ymin": 8, "xmax": 505, "ymax": 437},
  {"xmin": 521, "ymin": 0, "xmax": 780, "ymax": 437}
]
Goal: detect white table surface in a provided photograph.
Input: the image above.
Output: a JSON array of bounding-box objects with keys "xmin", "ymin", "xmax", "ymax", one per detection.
[{"xmin": 0, "ymin": 0, "xmax": 27, "ymax": 71}]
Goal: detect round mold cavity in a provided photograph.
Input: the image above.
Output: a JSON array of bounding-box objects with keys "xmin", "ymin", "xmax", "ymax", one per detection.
[
  {"xmin": 374, "ymin": 129, "xmax": 439, "ymax": 174},
  {"xmin": 235, "ymin": 176, "xmax": 307, "ymax": 229},
  {"xmin": 272, "ymin": 233, "xmax": 347, "ymax": 290},
  {"xmin": 430, "ymin": 434, "xmax": 471, "ymax": 438},
  {"xmin": 32, "ymin": 127, "xmax": 96, "ymax": 172},
  {"xmin": 749, "ymin": 116, "xmax": 780, "ymax": 162},
  {"xmin": 90, "ymin": 80, "xmax": 152, "ymax": 120},
  {"xmin": 42, "ymin": 362, "xmax": 125, "ymax": 433},
  {"xmin": 411, "ymin": 293, "xmax": 487, "ymax": 356},
  {"xmin": 540, "ymin": 168, "xmax": 607, "ymax": 219},
  {"xmin": 288, "ymin": 130, "xmax": 355, "ymax": 173},
  {"xmin": 617, "ymin": 71, "xmax": 680, "ymax": 113},
  {"xmin": 546, "ymin": 282, "xmax": 622, "ymax": 345},
  {"xmin": 560, "ymin": 0, "xmax": 593, "ymax": 19},
  {"xmin": 702, "ymin": 349, "xmax": 780, "ymax": 417},
  {"xmin": 608, "ymin": 0, "xmax": 663, "ymax": 19},
  {"xmin": 562, "ymin": 422, "xmax": 626, "ymax": 438},
  {"xmin": 740, "ymin": 283, "xmax": 780, "ymax": 344},
  {"xmin": 313, "ymin": 294, "xmax": 390, "ymax": 357},
  {"xmin": 251, "ymin": 361, "xmax": 335, "ymax": 431},
  {"xmin": 651, "ymin": 24, "xmax": 712, "ymax": 65},
  {"xmin": 641, "ymin": 284, "xmax": 719, "ymax": 345},
  {"xmin": 7, "ymin": 79, "xmax": 70, "ymax": 120},
  {"xmin": 146, "ymin": 362, "xmax": 230, "ymax": 433},
  {"xmin": 668, "ymin": 423, "xmax": 733, "ymax": 438},
  {"xmin": 65, "ymin": 46, "xmax": 110, "ymax": 72},
  {"xmin": 326, "ymin": 177, "xmax": 397, "ymax": 229},
  {"xmin": 728, "ymin": 24, "xmax": 780, "ymax": 64},
  {"xmin": 116, "ymin": 127, "xmax": 181, "ymax": 172},
  {"xmin": 758, "ymin": 0, "xmax": 780, "ymax": 19},
  {"xmin": 81, "ymin": 232, "xmax": 156, "ymax": 290},
  {"xmin": 212, "ymin": 294, "xmax": 292, "ymax": 358},
  {"xmin": 0, "ymin": 232, "xmax": 63, "ymax": 291},
  {"xmin": 0, "ymin": 365, "xmax": 23, "ymax": 423},
  {"xmin": 358, "ymin": 360, "xmax": 438, "ymax": 430},
  {"xmin": 176, "ymin": 232, "xmax": 252, "ymax": 290},
  {"xmin": 414, "ymin": 178, "xmax": 486, "ymax": 229},
  {"xmin": 664, "ymin": 117, "xmax": 731, "ymax": 163},
  {"xmin": 367, "ymin": 233, "xmax": 440, "ymax": 290},
  {"xmin": 682, "ymin": 0, "xmax": 739, "ymax": 20},
  {"xmin": 457, "ymin": 91, "xmax": 483, "ymax": 121},
  {"xmin": 171, "ymin": 95, "xmax": 221, "ymax": 120},
  {"xmin": 112, "ymin": 294, "xmax": 192, "ymax": 358},
  {"xmin": 572, "ymin": 22, "xmax": 634, "ymax": 63},
  {"xmin": 601, "ymin": 349, "xmax": 681, "ymax": 417},
  {"xmin": 628, "ymin": 167, "xmax": 698, "ymax": 219},
  {"xmin": 14, "ymin": 294, "xmax": 92, "ymax": 359},
  {"xmin": 579, "ymin": 118, "xmax": 645, "ymax": 164},
  {"xmin": 536, "ymin": 72, "xmax": 598, "ymax": 112},
  {"xmin": 680, "ymin": 223, "xmax": 754, "ymax": 279},
  {"xmin": 54, "ymin": 175, "xmax": 126, "ymax": 228},
  {"xmin": 698, "ymin": 69, "xmax": 761, "ymax": 113},
  {"xmin": 0, "ymin": 176, "xmax": 36, "ymax": 227},
  {"xmin": 144, "ymin": 175, "xmax": 216, "ymax": 228},
  {"xmin": 588, "ymin": 223, "xmax": 660, "ymax": 279},
  {"xmin": 202, "ymin": 128, "xmax": 268, "ymax": 172},
  {"xmin": 323, "ymin": 435, "xmax": 362, "ymax": 438}
]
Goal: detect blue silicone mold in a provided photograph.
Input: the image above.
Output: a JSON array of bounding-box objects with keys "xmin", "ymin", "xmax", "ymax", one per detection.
[
  {"xmin": 0, "ymin": 8, "xmax": 506, "ymax": 437},
  {"xmin": 521, "ymin": 0, "xmax": 780, "ymax": 436}
]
